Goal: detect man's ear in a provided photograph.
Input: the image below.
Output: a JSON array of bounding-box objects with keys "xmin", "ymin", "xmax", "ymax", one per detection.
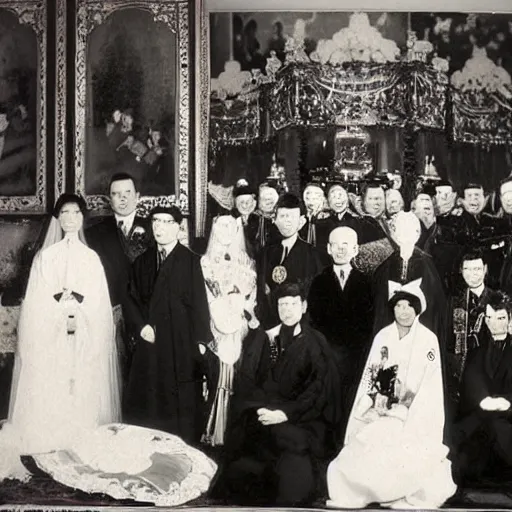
[
  {"xmin": 484, "ymin": 195, "xmax": 490, "ymax": 207},
  {"xmin": 353, "ymin": 244, "xmax": 359, "ymax": 258},
  {"xmin": 135, "ymin": 191, "xmax": 141, "ymax": 202},
  {"xmin": 302, "ymin": 300, "xmax": 308, "ymax": 314},
  {"xmin": 298, "ymin": 215, "xmax": 307, "ymax": 231}
]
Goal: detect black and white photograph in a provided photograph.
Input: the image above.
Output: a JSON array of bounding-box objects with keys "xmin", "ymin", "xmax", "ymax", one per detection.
[{"xmin": 3, "ymin": 0, "xmax": 512, "ymax": 510}]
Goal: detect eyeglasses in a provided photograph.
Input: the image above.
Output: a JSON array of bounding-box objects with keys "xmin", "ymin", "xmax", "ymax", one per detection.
[{"xmin": 152, "ymin": 218, "xmax": 177, "ymax": 225}]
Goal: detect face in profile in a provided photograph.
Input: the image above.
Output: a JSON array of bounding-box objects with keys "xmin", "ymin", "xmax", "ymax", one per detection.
[
  {"xmin": 277, "ymin": 295, "xmax": 305, "ymax": 326},
  {"xmin": 152, "ymin": 213, "xmax": 180, "ymax": 246},
  {"xmin": 363, "ymin": 187, "xmax": 385, "ymax": 217},
  {"xmin": 393, "ymin": 299, "xmax": 417, "ymax": 328},
  {"xmin": 501, "ymin": 186, "xmax": 512, "ymax": 215},
  {"xmin": 110, "ymin": 178, "xmax": 139, "ymax": 217},
  {"xmin": 462, "ymin": 258, "xmax": 487, "ymax": 289},
  {"xmin": 274, "ymin": 207, "xmax": 302, "ymax": 238},
  {"xmin": 59, "ymin": 202, "xmax": 83, "ymax": 234},
  {"xmin": 213, "ymin": 215, "xmax": 238, "ymax": 247},
  {"xmin": 485, "ymin": 304, "xmax": 510, "ymax": 338},
  {"xmin": 328, "ymin": 186, "xmax": 348, "ymax": 214}
]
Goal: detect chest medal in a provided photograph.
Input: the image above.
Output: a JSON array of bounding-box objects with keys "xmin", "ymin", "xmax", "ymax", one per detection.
[{"xmin": 272, "ymin": 265, "xmax": 287, "ymax": 284}]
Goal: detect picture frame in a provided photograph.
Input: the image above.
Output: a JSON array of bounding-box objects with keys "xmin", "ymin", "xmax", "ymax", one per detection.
[
  {"xmin": 0, "ymin": 1, "xmax": 48, "ymax": 214},
  {"xmin": 74, "ymin": 0, "xmax": 190, "ymax": 216}
]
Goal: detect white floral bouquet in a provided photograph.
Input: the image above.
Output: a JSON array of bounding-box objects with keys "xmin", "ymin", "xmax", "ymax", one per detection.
[
  {"xmin": 310, "ymin": 12, "xmax": 400, "ymax": 65},
  {"xmin": 210, "ymin": 60, "xmax": 254, "ymax": 100},
  {"xmin": 451, "ymin": 46, "xmax": 512, "ymax": 94}
]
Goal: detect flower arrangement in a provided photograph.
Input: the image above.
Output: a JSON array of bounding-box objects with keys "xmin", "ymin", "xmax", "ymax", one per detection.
[
  {"xmin": 451, "ymin": 45, "xmax": 512, "ymax": 94},
  {"xmin": 309, "ymin": 12, "xmax": 400, "ymax": 65},
  {"xmin": 210, "ymin": 60, "xmax": 254, "ymax": 100}
]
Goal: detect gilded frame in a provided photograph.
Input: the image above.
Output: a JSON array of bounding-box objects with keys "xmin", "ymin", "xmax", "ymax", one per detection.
[
  {"xmin": 74, "ymin": 0, "xmax": 190, "ymax": 216},
  {"xmin": 0, "ymin": 1, "xmax": 47, "ymax": 214}
]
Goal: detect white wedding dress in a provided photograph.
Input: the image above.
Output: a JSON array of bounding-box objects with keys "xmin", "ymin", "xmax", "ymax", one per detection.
[{"xmin": 0, "ymin": 235, "xmax": 121, "ymax": 481}]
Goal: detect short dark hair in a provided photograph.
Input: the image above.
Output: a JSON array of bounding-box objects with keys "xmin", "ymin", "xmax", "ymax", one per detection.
[
  {"xmin": 150, "ymin": 205, "xmax": 183, "ymax": 224},
  {"xmin": 484, "ymin": 290, "xmax": 512, "ymax": 317},
  {"xmin": 462, "ymin": 183, "xmax": 485, "ymax": 195},
  {"xmin": 275, "ymin": 281, "xmax": 306, "ymax": 302},
  {"xmin": 361, "ymin": 183, "xmax": 385, "ymax": 201},
  {"xmin": 53, "ymin": 193, "xmax": 87, "ymax": 219},
  {"xmin": 461, "ymin": 247, "xmax": 487, "ymax": 268},
  {"xmin": 275, "ymin": 193, "xmax": 305, "ymax": 216},
  {"xmin": 389, "ymin": 291, "xmax": 422, "ymax": 317},
  {"xmin": 109, "ymin": 172, "xmax": 138, "ymax": 193}
]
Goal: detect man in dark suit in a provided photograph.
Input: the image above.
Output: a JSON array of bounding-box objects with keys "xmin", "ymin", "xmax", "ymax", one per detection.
[
  {"xmin": 85, "ymin": 172, "xmax": 151, "ymax": 383},
  {"xmin": 257, "ymin": 193, "xmax": 323, "ymax": 329},
  {"xmin": 308, "ymin": 226, "xmax": 374, "ymax": 435},
  {"xmin": 123, "ymin": 205, "xmax": 212, "ymax": 443}
]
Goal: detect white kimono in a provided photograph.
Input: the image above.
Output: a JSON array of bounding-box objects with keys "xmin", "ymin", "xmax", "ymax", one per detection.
[
  {"xmin": 0, "ymin": 238, "xmax": 121, "ymax": 481},
  {"xmin": 327, "ymin": 318, "xmax": 457, "ymax": 509}
]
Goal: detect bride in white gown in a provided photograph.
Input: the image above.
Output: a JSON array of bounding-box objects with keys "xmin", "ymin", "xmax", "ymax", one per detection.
[{"xmin": 0, "ymin": 193, "xmax": 121, "ymax": 481}]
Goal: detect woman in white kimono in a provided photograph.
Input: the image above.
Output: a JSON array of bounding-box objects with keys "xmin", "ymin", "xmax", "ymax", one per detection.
[
  {"xmin": 326, "ymin": 279, "xmax": 457, "ymax": 509},
  {"xmin": 0, "ymin": 193, "xmax": 121, "ymax": 481},
  {"xmin": 200, "ymin": 214, "xmax": 259, "ymax": 446}
]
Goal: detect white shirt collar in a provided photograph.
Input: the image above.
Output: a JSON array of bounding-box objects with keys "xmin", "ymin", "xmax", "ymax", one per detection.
[
  {"xmin": 115, "ymin": 210, "xmax": 137, "ymax": 233},
  {"xmin": 281, "ymin": 233, "xmax": 298, "ymax": 250},
  {"xmin": 470, "ymin": 283, "xmax": 485, "ymax": 297},
  {"xmin": 158, "ymin": 240, "xmax": 178, "ymax": 255},
  {"xmin": 266, "ymin": 322, "xmax": 302, "ymax": 339}
]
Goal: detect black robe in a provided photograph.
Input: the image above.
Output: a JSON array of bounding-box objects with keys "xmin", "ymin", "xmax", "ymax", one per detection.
[
  {"xmin": 372, "ymin": 247, "xmax": 448, "ymax": 347},
  {"xmin": 123, "ymin": 243, "xmax": 212, "ymax": 444},
  {"xmin": 257, "ymin": 238, "xmax": 323, "ymax": 329},
  {"xmin": 453, "ymin": 336, "xmax": 512, "ymax": 483},
  {"xmin": 85, "ymin": 215, "xmax": 151, "ymax": 307},
  {"xmin": 221, "ymin": 322, "xmax": 342, "ymax": 504}
]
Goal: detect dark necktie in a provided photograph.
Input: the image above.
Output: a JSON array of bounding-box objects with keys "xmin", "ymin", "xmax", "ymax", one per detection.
[
  {"xmin": 339, "ymin": 268, "xmax": 345, "ymax": 289},
  {"xmin": 118, "ymin": 220, "xmax": 126, "ymax": 237},
  {"xmin": 280, "ymin": 245, "xmax": 289, "ymax": 264},
  {"xmin": 158, "ymin": 248, "xmax": 167, "ymax": 269}
]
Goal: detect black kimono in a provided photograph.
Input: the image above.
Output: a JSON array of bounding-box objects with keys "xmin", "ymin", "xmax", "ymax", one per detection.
[
  {"xmin": 222, "ymin": 322, "xmax": 342, "ymax": 506},
  {"xmin": 257, "ymin": 238, "xmax": 323, "ymax": 329},
  {"xmin": 123, "ymin": 243, "xmax": 212, "ymax": 444},
  {"xmin": 453, "ymin": 335, "xmax": 512, "ymax": 484}
]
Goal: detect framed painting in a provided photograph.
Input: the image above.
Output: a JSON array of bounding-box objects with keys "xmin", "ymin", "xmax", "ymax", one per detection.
[
  {"xmin": 0, "ymin": 1, "xmax": 47, "ymax": 214},
  {"xmin": 74, "ymin": 0, "xmax": 190, "ymax": 216}
]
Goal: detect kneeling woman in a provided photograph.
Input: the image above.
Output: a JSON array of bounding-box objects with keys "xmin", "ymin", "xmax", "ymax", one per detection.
[{"xmin": 327, "ymin": 279, "xmax": 456, "ymax": 509}]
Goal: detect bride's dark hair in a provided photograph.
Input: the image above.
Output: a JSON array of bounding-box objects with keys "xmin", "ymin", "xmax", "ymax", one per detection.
[{"xmin": 52, "ymin": 193, "xmax": 88, "ymax": 219}]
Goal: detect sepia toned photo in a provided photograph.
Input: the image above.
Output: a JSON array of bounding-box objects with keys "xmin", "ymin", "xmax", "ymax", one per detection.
[{"xmin": 3, "ymin": 0, "xmax": 512, "ymax": 510}]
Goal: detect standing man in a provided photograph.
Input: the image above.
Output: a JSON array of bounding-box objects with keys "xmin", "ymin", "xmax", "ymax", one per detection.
[
  {"xmin": 257, "ymin": 193, "xmax": 323, "ymax": 329},
  {"xmin": 308, "ymin": 227, "xmax": 374, "ymax": 436},
  {"xmin": 85, "ymin": 173, "xmax": 151, "ymax": 383},
  {"xmin": 123, "ymin": 205, "xmax": 212, "ymax": 444}
]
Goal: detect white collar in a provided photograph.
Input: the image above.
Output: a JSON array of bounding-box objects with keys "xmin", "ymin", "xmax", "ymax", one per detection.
[
  {"xmin": 281, "ymin": 233, "xmax": 298, "ymax": 249},
  {"xmin": 333, "ymin": 263, "xmax": 352, "ymax": 274},
  {"xmin": 115, "ymin": 210, "xmax": 137, "ymax": 231},
  {"xmin": 470, "ymin": 283, "xmax": 485, "ymax": 297},
  {"xmin": 266, "ymin": 322, "xmax": 302, "ymax": 339},
  {"xmin": 158, "ymin": 240, "xmax": 178, "ymax": 255}
]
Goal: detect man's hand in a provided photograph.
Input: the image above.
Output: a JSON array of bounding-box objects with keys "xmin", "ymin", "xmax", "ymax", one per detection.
[
  {"xmin": 257, "ymin": 408, "xmax": 288, "ymax": 426},
  {"xmin": 140, "ymin": 325, "xmax": 155, "ymax": 343},
  {"xmin": 198, "ymin": 343, "xmax": 206, "ymax": 355},
  {"xmin": 480, "ymin": 396, "xmax": 511, "ymax": 411}
]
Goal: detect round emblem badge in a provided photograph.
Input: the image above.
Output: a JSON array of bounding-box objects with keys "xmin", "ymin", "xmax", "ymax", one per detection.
[
  {"xmin": 427, "ymin": 350, "xmax": 435, "ymax": 361},
  {"xmin": 272, "ymin": 265, "xmax": 288, "ymax": 284}
]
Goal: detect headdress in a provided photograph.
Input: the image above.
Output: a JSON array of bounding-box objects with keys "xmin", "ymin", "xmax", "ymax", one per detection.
[{"xmin": 388, "ymin": 278, "xmax": 426, "ymax": 315}]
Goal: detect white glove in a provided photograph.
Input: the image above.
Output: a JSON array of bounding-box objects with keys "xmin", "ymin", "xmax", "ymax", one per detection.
[
  {"xmin": 480, "ymin": 396, "xmax": 510, "ymax": 411},
  {"xmin": 257, "ymin": 408, "xmax": 288, "ymax": 426},
  {"xmin": 140, "ymin": 324, "xmax": 155, "ymax": 343},
  {"xmin": 198, "ymin": 343, "xmax": 206, "ymax": 355}
]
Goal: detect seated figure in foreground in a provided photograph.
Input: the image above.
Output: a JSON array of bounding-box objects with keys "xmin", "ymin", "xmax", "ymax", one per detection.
[
  {"xmin": 221, "ymin": 282, "xmax": 341, "ymax": 506},
  {"xmin": 327, "ymin": 280, "xmax": 456, "ymax": 509},
  {"xmin": 452, "ymin": 291, "xmax": 512, "ymax": 485}
]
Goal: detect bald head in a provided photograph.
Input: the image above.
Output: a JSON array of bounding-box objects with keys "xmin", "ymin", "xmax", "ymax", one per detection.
[{"xmin": 328, "ymin": 227, "xmax": 358, "ymax": 265}]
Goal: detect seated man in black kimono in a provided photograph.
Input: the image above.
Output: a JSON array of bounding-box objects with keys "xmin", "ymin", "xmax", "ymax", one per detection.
[
  {"xmin": 452, "ymin": 290, "xmax": 512, "ymax": 485},
  {"xmin": 221, "ymin": 282, "xmax": 341, "ymax": 506}
]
